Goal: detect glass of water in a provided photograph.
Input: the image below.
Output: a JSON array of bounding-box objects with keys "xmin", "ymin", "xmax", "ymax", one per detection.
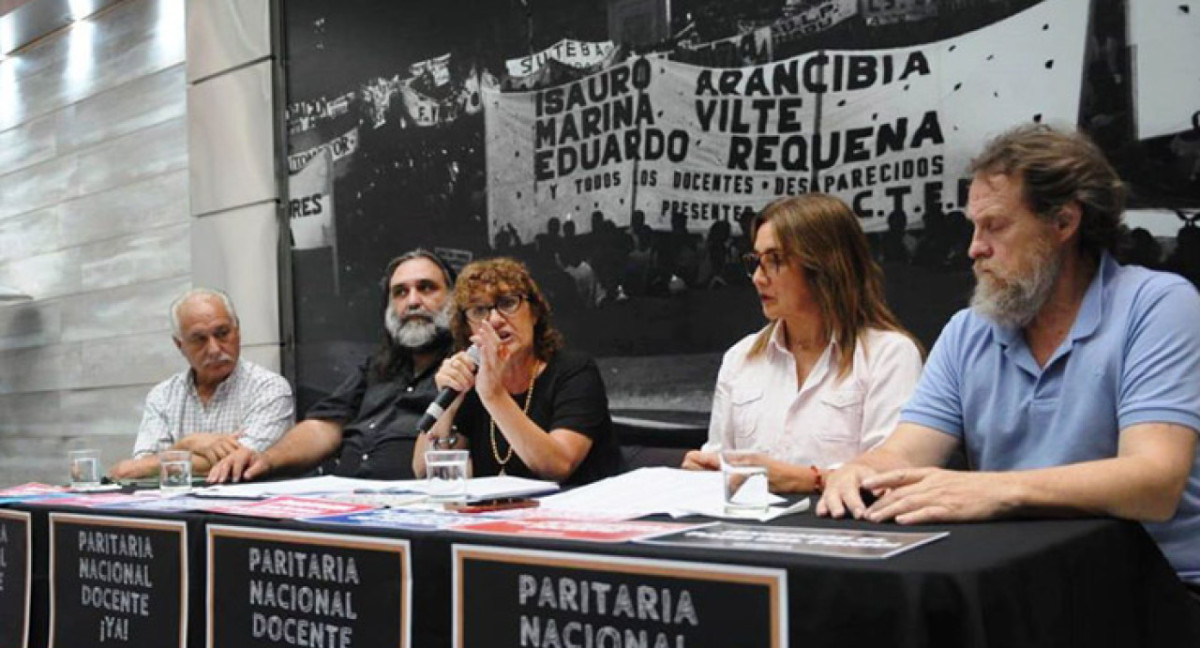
[
  {"xmin": 68, "ymin": 449, "xmax": 102, "ymax": 489},
  {"xmin": 158, "ymin": 450, "xmax": 193, "ymax": 495},
  {"xmin": 720, "ymin": 448, "xmax": 772, "ymax": 515},
  {"xmin": 425, "ymin": 449, "xmax": 469, "ymax": 502}
]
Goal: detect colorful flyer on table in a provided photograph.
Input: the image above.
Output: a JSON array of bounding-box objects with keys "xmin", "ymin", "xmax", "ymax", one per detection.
[
  {"xmin": 493, "ymin": 508, "xmax": 635, "ymax": 522},
  {"xmin": 0, "ymin": 482, "xmax": 72, "ymax": 503},
  {"xmin": 203, "ymin": 496, "xmax": 378, "ymax": 520},
  {"xmin": 305, "ymin": 507, "xmax": 489, "ymax": 532},
  {"xmin": 99, "ymin": 495, "xmax": 221, "ymax": 513},
  {"xmin": 452, "ymin": 518, "xmax": 707, "ymax": 543},
  {"xmin": 639, "ymin": 522, "xmax": 950, "ymax": 559},
  {"xmin": 0, "ymin": 482, "xmax": 67, "ymax": 497},
  {"xmin": 26, "ymin": 493, "xmax": 146, "ymax": 508}
]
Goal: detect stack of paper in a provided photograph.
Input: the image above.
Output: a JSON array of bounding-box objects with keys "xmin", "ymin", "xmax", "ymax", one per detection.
[
  {"xmin": 196, "ymin": 474, "xmax": 560, "ymax": 502},
  {"xmin": 537, "ymin": 467, "xmax": 805, "ymax": 521}
]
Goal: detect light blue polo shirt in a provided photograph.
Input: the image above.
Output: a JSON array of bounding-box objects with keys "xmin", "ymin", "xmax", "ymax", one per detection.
[{"xmin": 902, "ymin": 253, "xmax": 1200, "ymax": 584}]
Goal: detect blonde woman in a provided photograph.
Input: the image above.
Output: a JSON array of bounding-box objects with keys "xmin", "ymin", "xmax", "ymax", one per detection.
[{"xmin": 683, "ymin": 194, "xmax": 924, "ymax": 493}]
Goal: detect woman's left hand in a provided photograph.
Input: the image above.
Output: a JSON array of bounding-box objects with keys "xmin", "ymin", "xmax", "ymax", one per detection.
[
  {"xmin": 763, "ymin": 456, "xmax": 821, "ymax": 494},
  {"xmin": 470, "ymin": 320, "xmax": 510, "ymax": 402},
  {"xmin": 681, "ymin": 450, "xmax": 720, "ymax": 471}
]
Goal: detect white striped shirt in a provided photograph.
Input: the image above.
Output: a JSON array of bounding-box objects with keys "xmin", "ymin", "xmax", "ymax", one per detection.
[{"xmin": 132, "ymin": 359, "xmax": 294, "ymax": 457}]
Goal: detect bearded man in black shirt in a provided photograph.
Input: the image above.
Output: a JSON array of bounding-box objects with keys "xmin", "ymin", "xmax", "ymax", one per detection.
[{"xmin": 208, "ymin": 249, "xmax": 455, "ymax": 482}]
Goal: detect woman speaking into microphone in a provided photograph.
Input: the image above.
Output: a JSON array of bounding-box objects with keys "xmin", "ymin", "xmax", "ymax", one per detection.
[{"xmin": 413, "ymin": 257, "xmax": 622, "ymax": 485}]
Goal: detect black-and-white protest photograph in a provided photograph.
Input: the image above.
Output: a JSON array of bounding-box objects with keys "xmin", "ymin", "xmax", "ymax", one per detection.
[{"xmin": 283, "ymin": 0, "xmax": 1200, "ymax": 415}]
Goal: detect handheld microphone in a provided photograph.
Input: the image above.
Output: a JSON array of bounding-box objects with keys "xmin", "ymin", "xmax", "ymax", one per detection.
[{"xmin": 416, "ymin": 344, "xmax": 480, "ymax": 434}]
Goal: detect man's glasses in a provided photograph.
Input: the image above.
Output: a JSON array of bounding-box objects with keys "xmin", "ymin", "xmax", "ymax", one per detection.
[
  {"xmin": 464, "ymin": 294, "xmax": 526, "ymax": 323},
  {"xmin": 741, "ymin": 251, "xmax": 788, "ymax": 278}
]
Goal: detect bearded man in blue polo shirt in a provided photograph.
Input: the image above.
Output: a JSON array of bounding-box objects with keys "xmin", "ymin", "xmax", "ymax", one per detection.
[{"xmin": 818, "ymin": 124, "xmax": 1200, "ymax": 589}]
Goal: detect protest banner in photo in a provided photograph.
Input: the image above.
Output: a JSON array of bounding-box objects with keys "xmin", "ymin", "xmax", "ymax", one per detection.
[
  {"xmin": 400, "ymin": 82, "xmax": 446, "ymax": 127},
  {"xmin": 288, "ymin": 126, "xmax": 360, "ymax": 173},
  {"xmin": 288, "ymin": 149, "xmax": 335, "ymax": 250},
  {"xmin": 507, "ymin": 39, "xmax": 618, "ymax": 78},
  {"xmin": 676, "ymin": 26, "xmax": 774, "ymax": 68},
  {"xmin": 770, "ymin": 0, "xmax": 857, "ymax": 44},
  {"xmin": 409, "ymin": 53, "xmax": 452, "ymax": 87},
  {"xmin": 859, "ymin": 0, "xmax": 937, "ymax": 27},
  {"xmin": 484, "ymin": 0, "xmax": 1089, "ymax": 241},
  {"xmin": 1128, "ymin": 2, "xmax": 1200, "ymax": 140}
]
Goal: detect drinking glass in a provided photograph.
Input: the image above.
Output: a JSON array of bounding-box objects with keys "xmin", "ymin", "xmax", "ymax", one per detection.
[
  {"xmin": 720, "ymin": 449, "xmax": 772, "ymax": 515},
  {"xmin": 68, "ymin": 449, "xmax": 102, "ymax": 489},
  {"xmin": 425, "ymin": 449, "xmax": 469, "ymax": 502},
  {"xmin": 159, "ymin": 450, "xmax": 193, "ymax": 495}
]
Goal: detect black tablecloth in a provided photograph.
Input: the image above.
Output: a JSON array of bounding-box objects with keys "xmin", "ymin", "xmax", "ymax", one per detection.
[{"xmin": 8, "ymin": 500, "xmax": 1200, "ymax": 648}]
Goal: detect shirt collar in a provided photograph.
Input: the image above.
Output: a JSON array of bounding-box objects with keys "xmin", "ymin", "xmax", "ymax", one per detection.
[
  {"xmin": 1065, "ymin": 251, "xmax": 1111, "ymax": 344},
  {"xmin": 412, "ymin": 344, "xmax": 451, "ymax": 381},
  {"xmin": 767, "ymin": 321, "xmax": 840, "ymax": 354},
  {"xmin": 767, "ymin": 322, "xmax": 790, "ymax": 357}
]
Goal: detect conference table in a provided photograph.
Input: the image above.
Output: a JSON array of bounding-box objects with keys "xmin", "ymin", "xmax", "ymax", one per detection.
[{"xmin": 2, "ymin": 490, "xmax": 1199, "ymax": 648}]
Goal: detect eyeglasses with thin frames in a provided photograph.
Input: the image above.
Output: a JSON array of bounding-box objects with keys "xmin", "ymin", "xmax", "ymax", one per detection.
[
  {"xmin": 464, "ymin": 293, "xmax": 526, "ymax": 323},
  {"xmin": 741, "ymin": 251, "xmax": 788, "ymax": 278}
]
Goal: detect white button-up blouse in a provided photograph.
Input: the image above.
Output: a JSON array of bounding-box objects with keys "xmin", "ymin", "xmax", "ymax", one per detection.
[{"xmin": 704, "ymin": 324, "xmax": 924, "ymax": 468}]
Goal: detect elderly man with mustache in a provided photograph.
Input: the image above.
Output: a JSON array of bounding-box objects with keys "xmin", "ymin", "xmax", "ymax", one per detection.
[
  {"xmin": 110, "ymin": 288, "xmax": 295, "ymax": 479},
  {"xmin": 208, "ymin": 249, "xmax": 457, "ymax": 482},
  {"xmin": 818, "ymin": 125, "xmax": 1200, "ymax": 597}
]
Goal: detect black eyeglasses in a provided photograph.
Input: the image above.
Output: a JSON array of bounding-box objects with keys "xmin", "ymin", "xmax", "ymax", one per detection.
[
  {"xmin": 741, "ymin": 251, "xmax": 788, "ymax": 278},
  {"xmin": 464, "ymin": 294, "xmax": 526, "ymax": 322}
]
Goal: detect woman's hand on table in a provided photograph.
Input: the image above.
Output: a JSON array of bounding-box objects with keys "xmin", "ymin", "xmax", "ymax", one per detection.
[{"xmin": 681, "ymin": 450, "xmax": 719, "ymax": 471}]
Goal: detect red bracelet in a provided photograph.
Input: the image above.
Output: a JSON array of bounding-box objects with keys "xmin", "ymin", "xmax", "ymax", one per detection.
[{"xmin": 810, "ymin": 465, "xmax": 823, "ymax": 492}]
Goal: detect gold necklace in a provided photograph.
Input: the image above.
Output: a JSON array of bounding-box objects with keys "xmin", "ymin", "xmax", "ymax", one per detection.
[{"xmin": 489, "ymin": 363, "xmax": 539, "ymax": 475}]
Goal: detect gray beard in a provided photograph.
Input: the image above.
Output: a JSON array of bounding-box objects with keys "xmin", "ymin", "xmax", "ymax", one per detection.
[
  {"xmin": 385, "ymin": 302, "xmax": 452, "ymax": 350},
  {"xmin": 969, "ymin": 247, "xmax": 1062, "ymax": 328}
]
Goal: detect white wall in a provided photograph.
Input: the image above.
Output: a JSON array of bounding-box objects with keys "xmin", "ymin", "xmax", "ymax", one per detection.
[{"xmin": 185, "ymin": 0, "xmax": 281, "ymax": 373}]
